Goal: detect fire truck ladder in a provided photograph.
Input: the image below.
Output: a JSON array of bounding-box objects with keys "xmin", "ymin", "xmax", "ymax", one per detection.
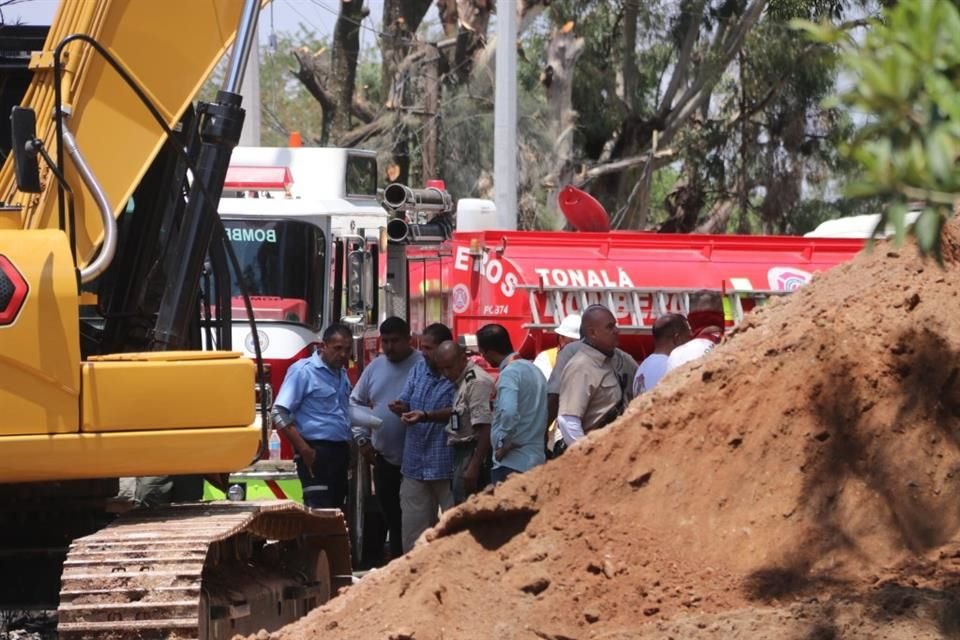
[{"xmin": 520, "ymin": 283, "xmax": 789, "ymax": 332}]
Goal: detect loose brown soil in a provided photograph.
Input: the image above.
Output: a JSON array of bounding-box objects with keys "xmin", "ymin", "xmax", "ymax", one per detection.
[{"xmin": 258, "ymin": 225, "xmax": 960, "ymax": 639}]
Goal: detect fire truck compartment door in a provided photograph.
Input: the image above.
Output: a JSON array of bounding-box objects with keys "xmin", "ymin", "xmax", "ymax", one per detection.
[{"xmin": 81, "ymin": 352, "xmax": 255, "ymax": 432}]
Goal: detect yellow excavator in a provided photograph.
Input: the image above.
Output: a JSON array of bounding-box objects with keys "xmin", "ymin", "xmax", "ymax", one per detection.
[{"xmin": 0, "ymin": 2, "xmax": 350, "ymax": 637}]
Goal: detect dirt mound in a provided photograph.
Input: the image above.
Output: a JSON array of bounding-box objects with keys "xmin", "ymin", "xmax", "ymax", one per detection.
[{"xmin": 262, "ymin": 226, "xmax": 960, "ymax": 639}]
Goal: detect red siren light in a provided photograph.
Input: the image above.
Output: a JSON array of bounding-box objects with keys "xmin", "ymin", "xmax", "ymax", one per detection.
[{"xmin": 224, "ymin": 166, "xmax": 294, "ymax": 191}]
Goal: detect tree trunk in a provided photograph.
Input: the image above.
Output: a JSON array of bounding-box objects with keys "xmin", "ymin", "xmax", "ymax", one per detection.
[
  {"xmin": 437, "ymin": 0, "xmax": 459, "ymax": 38},
  {"xmin": 379, "ymin": 0, "xmax": 434, "ymax": 186},
  {"xmin": 292, "ymin": 47, "xmax": 377, "ymax": 145},
  {"xmin": 542, "ymin": 27, "xmax": 585, "ymax": 222},
  {"xmin": 330, "ymin": 0, "xmax": 366, "ymax": 143},
  {"xmin": 292, "ymin": 48, "xmax": 336, "ymax": 145},
  {"xmin": 473, "ymin": 0, "xmax": 548, "ymax": 78},
  {"xmin": 619, "ymin": 0, "xmax": 639, "ymax": 110},
  {"xmin": 381, "ymin": 0, "xmax": 434, "ymax": 99}
]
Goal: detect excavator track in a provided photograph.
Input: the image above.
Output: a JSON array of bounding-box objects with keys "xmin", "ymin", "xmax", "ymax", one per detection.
[{"xmin": 56, "ymin": 501, "xmax": 351, "ymax": 640}]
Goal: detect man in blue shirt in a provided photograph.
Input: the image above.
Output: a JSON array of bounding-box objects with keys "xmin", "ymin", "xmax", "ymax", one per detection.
[
  {"xmin": 389, "ymin": 323, "xmax": 456, "ymax": 552},
  {"xmin": 476, "ymin": 324, "xmax": 547, "ymax": 484},
  {"xmin": 351, "ymin": 317, "xmax": 422, "ymax": 561},
  {"xmin": 272, "ymin": 323, "xmax": 353, "ymax": 510}
]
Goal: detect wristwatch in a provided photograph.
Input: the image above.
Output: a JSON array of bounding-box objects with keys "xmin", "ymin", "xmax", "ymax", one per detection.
[{"xmin": 356, "ymin": 436, "xmax": 370, "ymax": 447}]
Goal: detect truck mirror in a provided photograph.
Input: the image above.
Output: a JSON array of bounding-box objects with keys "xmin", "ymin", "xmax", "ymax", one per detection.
[
  {"xmin": 346, "ymin": 249, "xmax": 365, "ymax": 314},
  {"xmin": 10, "ymin": 107, "xmax": 42, "ymax": 193}
]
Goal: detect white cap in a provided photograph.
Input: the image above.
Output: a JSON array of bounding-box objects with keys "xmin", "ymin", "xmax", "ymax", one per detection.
[{"xmin": 555, "ymin": 314, "xmax": 582, "ymax": 340}]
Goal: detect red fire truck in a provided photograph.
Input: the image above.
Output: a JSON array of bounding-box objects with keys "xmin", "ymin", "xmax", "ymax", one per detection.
[{"xmin": 400, "ymin": 212, "xmax": 865, "ymax": 361}]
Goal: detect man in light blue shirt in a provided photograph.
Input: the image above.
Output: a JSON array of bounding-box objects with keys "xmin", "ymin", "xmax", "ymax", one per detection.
[
  {"xmin": 272, "ymin": 323, "xmax": 353, "ymax": 510},
  {"xmin": 351, "ymin": 317, "xmax": 422, "ymax": 561},
  {"xmin": 476, "ymin": 323, "xmax": 547, "ymax": 484}
]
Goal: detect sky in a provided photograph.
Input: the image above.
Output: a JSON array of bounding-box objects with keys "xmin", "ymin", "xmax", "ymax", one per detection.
[{"xmin": 0, "ymin": 0, "xmax": 414, "ymax": 52}]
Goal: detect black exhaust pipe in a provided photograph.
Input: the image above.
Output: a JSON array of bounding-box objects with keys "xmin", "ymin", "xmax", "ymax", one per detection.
[{"xmin": 383, "ymin": 183, "xmax": 452, "ymax": 214}]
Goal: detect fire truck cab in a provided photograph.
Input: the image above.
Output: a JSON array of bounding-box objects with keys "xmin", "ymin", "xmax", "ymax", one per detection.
[
  {"xmin": 208, "ymin": 147, "xmax": 387, "ymax": 565},
  {"xmin": 218, "ymin": 146, "xmax": 385, "ymax": 392}
]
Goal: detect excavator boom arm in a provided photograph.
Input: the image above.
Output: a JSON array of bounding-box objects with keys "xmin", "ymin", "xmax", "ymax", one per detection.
[{"xmin": 0, "ymin": 0, "xmax": 263, "ymax": 267}]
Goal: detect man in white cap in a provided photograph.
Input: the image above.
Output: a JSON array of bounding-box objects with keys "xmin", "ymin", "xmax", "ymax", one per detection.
[
  {"xmin": 533, "ymin": 314, "xmax": 581, "ymax": 457},
  {"xmin": 533, "ymin": 314, "xmax": 582, "ymax": 380}
]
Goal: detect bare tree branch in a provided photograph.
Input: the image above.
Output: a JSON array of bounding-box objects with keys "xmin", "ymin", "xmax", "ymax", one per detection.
[
  {"xmin": 353, "ymin": 97, "xmax": 376, "ymax": 124},
  {"xmin": 473, "ymin": 0, "xmax": 548, "ymax": 77},
  {"xmin": 694, "ymin": 197, "xmax": 736, "ymax": 233},
  {"xmin": 387, "ymin": 46, "xmax": 429, "ymax": 108},
  {"xmin": 619, "ymin": 0, "xmax": 640, "ymax": 108},
  {"xmin": 664, "ymin": 0, "xmax": 768, "ymax": 134},
  {"xmin": 576, "ymin": 149, "xmax": 676, "ymax": 183},
  {"xmin": 338, "ymin": 114, "xmax": 393, "ymax": 147},
  {"xmin": 291, "ymin": 48, "xmax": 377, "ymax": 132},
  {"xmin": 658, "ymin": 0, "xmax": 706, "ymax": 117},
  {"xmin": 292, "ymin": 48, "xmax": 335, "ymax": 112}
]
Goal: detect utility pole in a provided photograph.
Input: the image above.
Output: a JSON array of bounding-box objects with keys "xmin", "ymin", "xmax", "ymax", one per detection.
[
  {"xmin": 494, "ymin": 0, "xmax": 518, "ymax": 230},
  {"xmin": 239, "ymin": 20, "xmax": 261, "ymax": 146}
]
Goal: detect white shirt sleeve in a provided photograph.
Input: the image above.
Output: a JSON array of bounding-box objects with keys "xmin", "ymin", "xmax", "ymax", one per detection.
[
  {"xmin": 533, "ymin": 351, "xmax": 553, "ymax": 381},
  {"xmin": 666, "ymin": 339, "xmax": 713, "ymax": 372},
  {"xmin": 557, "ymin": 414, "xmax": 585, "ymax": 445}
]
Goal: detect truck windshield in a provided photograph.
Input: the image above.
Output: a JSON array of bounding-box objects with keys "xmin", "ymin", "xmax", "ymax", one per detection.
[{"xmin": 223, "ymin": 218, "xmax": 325, "ymax": 329}]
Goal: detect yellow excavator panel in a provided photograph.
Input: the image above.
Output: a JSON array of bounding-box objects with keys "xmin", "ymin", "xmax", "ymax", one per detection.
[
  {"xmin": 81, "ymin": 353, "xmax": 255, "ymax": 432},
  {"xmin": 0, "ymin": 425, "xmax": 261, "ymax": 483},
  {"xmin": 0, "ymin": 229, "xmax": 80, "ymax": 436}
]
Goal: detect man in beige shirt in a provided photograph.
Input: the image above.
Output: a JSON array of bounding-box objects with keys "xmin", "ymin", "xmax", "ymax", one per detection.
[
  {"xmin": 435, "ymin": 341, "xmax": 495, "ymax": 504},
  {"xmin": 557, "ymin": 305, "xmax": 624, "ymax": 445}
]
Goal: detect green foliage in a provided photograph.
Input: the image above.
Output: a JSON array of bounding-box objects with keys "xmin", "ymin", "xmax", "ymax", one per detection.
[
  {"xmin": 645, "ymin": 166, "xmax": 682, "ymax": 225},
  {"xmin": 355, "ymin": 52, "xmax": 383, "ymax": 107},
  {"xmin": 795, "ymin": 0, "xmax": 960, "ymax": 257},
  {"xmin": 259, "ymin": 29, "xmax": 328, "ymax": 146}
]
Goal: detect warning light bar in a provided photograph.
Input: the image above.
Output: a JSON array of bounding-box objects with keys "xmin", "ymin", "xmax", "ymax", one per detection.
[{"xmin": 224, "ymin": 166, "xmax": 294, "ymax": 191}]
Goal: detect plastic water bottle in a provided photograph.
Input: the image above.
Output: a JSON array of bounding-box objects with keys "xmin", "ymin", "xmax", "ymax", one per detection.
[{"xmin": 268, "ymin": 430, "xmax": 282, "ymax": 461}]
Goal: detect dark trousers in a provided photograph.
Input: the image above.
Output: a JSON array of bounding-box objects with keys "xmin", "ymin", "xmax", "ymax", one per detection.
[
  {"xmin": 295, "ymin": 440, "xmax": 350, "ymax": 509},
  {"xmin": 374, "ymin": 453, "xmax": 403, "ymax": 560},
  {"xmin": 490, "ymin": 465, "xmax": 517, "ymax": 484},
  {"xmin": 452, "ymin": 443, "xmax": 489, "ymax": 505}
]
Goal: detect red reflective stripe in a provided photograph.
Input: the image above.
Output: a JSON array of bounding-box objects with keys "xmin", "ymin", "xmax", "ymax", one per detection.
[
  {"xmin": 0, "ymin": 255, "xmax": 29, "ymax": 326},
  {"xmin": 265, "ymin": 479, "xmax": 287, "ymax": 499}
]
